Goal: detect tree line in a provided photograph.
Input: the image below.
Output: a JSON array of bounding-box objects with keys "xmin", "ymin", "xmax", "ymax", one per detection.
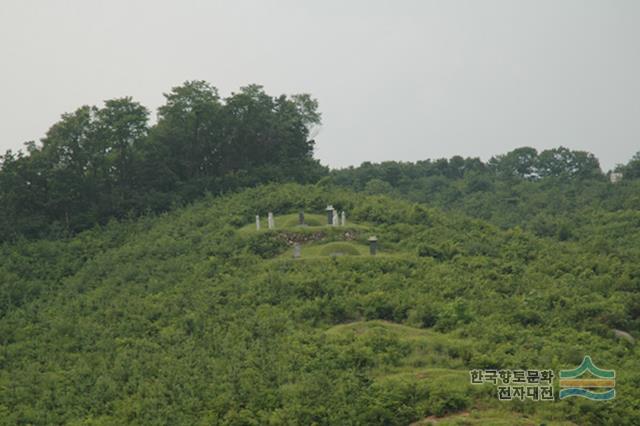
[
  {"xmin": 326, "ymin": 147, "xmax": 640, "ymax": 234},
  {"xmin": 2, "ymin": 80, "xmax": 639, "ymax": 242}
]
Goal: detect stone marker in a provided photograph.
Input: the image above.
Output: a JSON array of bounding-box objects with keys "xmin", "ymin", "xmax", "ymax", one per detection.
[
  {"xmin": 326, "ymin": 205, "xmax": 334, "ymax": 225},
  {"xmin": 332, "ymin": 210, "xmax": 339, "ymax": 227},
  {"xmin": 293, "ymin": 243, "xmax": 301, "ymax": 258},
  {"xmin": 368, "ymin": 236, "xmax": 378, "ymax": 256},
  {"xmin": 299, "ymin": 209, "xmax": 305, "ymax": 225},
  {"xmin": 341, "ymin": 211, "xmax": 346, "ymax": 226},
  {"xmin": 268, "ymin": 212, "xmax": 274, "ymax": 229},
  {"xmin": 256, "ymin": 214, "xmax": 260, "ymax": 230}
]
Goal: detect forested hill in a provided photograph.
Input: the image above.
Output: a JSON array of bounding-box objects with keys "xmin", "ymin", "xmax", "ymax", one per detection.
[
  {"xmin": 1, "ymin": 184, "xmax": 639, "ymax": 424},
  {"xmin": 2, "ymin": 81, "xmax": 640, "ymax": 424}
]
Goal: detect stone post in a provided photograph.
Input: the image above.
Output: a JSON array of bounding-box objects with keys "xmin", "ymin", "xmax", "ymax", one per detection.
[
  {"xmin": 368, "ymin": 236, "xmax": 378, "ymax": 256},
  {"xmin": 256, "ymin": 215, "xmax": 260, "ymax": 230},
  {"xmin": 293, "ymin": 243, "xmax": 301, "ymax": 258},
  {"xmin": 268, "ymin": 212, "xmax": 274, "ymax": 229},
  {"xmin": 341, "ymin": 211, "xmax": 346, "ymax": 226},
  {"xmin": 326, "ymin": 205, "xmax": 334, "ymax": 225},
  {"xmin": 332, "ymin": 210, "xmax": 338, "ymax": 227},
  {"xmin": 299, "ymin": 209, "xmax": 305, "ymax": 225}
]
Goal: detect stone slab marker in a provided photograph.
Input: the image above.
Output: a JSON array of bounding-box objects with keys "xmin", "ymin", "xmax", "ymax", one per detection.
[
  {"xmin": 368, "ymin": 236, "xmax": 378, "ymax": 256},
  {"xmin": 293, "ymin": 243, "xmax": 301, "ymax": 258},
  {"xmin": 256, "ymin": 215, "xmax": 260, "ymax": 230},
  {"xmin": 341, "ymin": 211, "xmax": 346, "ymax": 226},
  {"xmin": 268, "ymin": 212, "xmax": 274, "ymax": 229},
  {"xmin": 332, "ymin": 210, "xmax": 338, "ymax": 227},
  {"xmin": 299, "ymin": 209, "xmax": 305, "ymax": 225},
  {"xmin": 326, "ymin": 205, "xmax": 334, "ymax": 225}
]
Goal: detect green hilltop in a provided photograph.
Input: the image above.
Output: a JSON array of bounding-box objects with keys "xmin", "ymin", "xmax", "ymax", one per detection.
[{"xmin": 1, "ymin": 183, "xmax": 639, "ymax": 425}]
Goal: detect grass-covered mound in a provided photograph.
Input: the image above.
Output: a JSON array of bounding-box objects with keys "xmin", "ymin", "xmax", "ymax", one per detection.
[
  {"xmin": 318, "ymin": 242, "xmax": 362, "ymax": 256},
  {"xmin": 281, "ymin": 214, "xmax": 324, "ymax": 227},
  {"xmin": 238, "ymin": 210, "xmax": 386, "ymax": 260},
  {"xmin": 0, "ymin": 183, "xmax": 639, "ymax": 425}
]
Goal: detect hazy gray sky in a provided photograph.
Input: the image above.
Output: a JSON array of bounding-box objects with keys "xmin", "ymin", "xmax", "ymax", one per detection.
[{"xmin": 1, "ymin": 0, "xmax": 638, "ymax": 171}]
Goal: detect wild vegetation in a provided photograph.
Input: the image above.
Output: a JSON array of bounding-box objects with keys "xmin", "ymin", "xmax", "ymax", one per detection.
[{"xmin": 1, "ymin": 83, "xmax": 640, "ymax": 424}]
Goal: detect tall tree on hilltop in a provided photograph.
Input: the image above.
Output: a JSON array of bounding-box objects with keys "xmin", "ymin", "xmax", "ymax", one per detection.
[
  {"xmin": 36, "ymin": 106, "xmax": 98, "ymax": 233},
  {"xmin": 92, "ymin": 98, "xmax": 149, "ymax": 214},
  {"xmin": 488, "ymin": 147, "xmax": 539, "ymax": 180},
  {"xmin": 537, "ymin": 147, "xmax": 603, "ymax": 179},
  {"xmin": 152, "ymin": 80, "xmax": 223, "ymax": 182}
]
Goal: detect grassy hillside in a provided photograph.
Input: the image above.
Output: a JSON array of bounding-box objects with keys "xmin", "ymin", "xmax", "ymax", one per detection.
[{"xmin": 1, "ymin": 184, "xmax": 639, "ymax": 425}]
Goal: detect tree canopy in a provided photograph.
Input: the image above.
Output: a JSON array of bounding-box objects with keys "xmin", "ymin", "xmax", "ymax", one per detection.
[{"xmin": 0, "ymin": 82, "xmax": 324, "ymax": 240}]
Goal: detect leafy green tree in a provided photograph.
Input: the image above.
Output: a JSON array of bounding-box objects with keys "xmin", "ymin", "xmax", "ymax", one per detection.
[
  {"xmin": 31, "ymin": 107, "xmax": 99, "ymax": 233},
  {"xmin": 93, "ymin": 97, "xmax": 149, "ymax": 191},
  {"xmin": 222, "ymin": 85, "xmax": 322, "ymax": 180},
  {"xmin": 537, "ymin": 146, "xmax": 602, "ymax": 179},
  {"xmin": 151, "ymin": 80, "xmax": 222, "ymax": 182},
  {"xmin": 488, "ymin": 146, "xmax": 539, "ymax": 180}
]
